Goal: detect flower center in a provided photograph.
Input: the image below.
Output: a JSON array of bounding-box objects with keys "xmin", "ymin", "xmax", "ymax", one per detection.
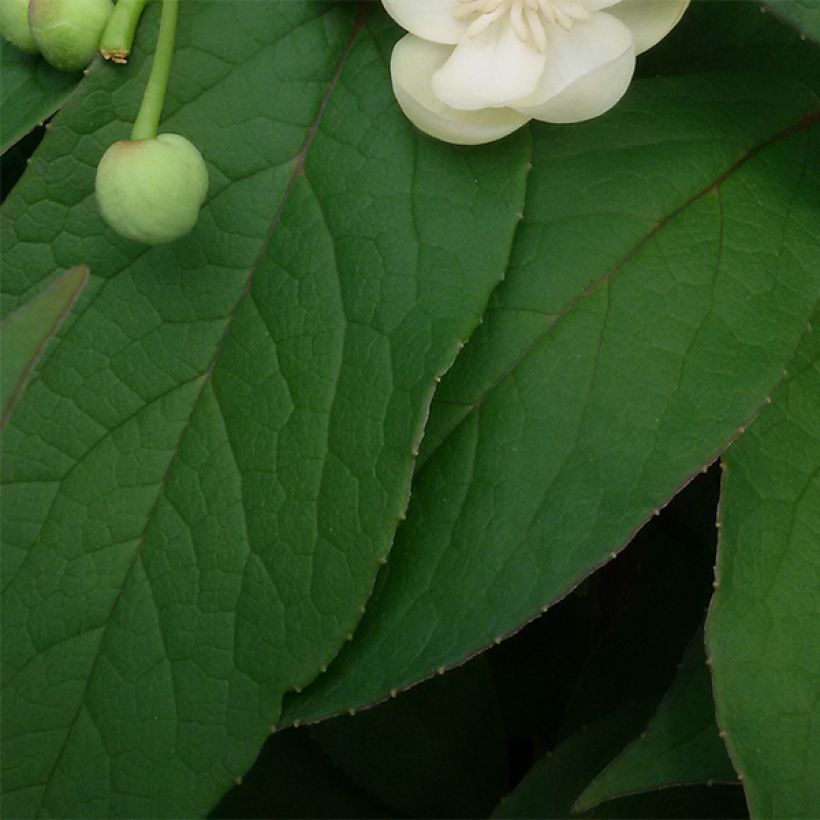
[{"xmin": 454, "ymin": 0, "xmax": 592, "ymax": 51}]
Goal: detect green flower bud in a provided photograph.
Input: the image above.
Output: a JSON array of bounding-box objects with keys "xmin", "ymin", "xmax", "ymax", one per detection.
[
  {"xmin": 95, "ymin": 134, "xmax": 209, "ymax": 245},
  {"xmin": 0, "ymin": 0, "xmax": 38, "ymax": 53},
  {"xmin": 28, "ymin": 0, "xmax": 113, "ymax": 72}
]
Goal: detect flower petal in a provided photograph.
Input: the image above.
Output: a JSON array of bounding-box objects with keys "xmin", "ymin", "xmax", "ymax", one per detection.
[
  {"xmin": 512, "ymin": 11, "xmax": 633, "ymax": 109},
  {"xmin": 432, "ymin": 18, "xmax": 547, "ymax": 110},
  {"xmin": 606, "ymin": 0, "xmax": 690, "ymax": 53},
  {"xmin": 390, "ymin": 34, "xmax": 528, "ymax": 145},
  {"xmin": 382, "ymin": 0, "xmax": 466, "ymax": 45},
  {"xmin": 518, "ymin": 40, "xmax": 635, "ymax": 122}
]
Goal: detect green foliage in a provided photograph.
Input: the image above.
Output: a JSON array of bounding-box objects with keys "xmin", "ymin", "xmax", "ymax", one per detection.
[
  {"xmin": 2, "ymin": 0, "xmax": 819, "ymax": 818},
  {"xmin": 0, "ymin": 39, "xmax": 77, "ymax": 151},
  {"xmin": 1, "ymin": 3, "xmax": 528, "ymax": 815},
  {"xmin": 707, "ymin": 306, "xmax": 820, "ymax": 817},
  {"xmin": 764, "ymin": 0, "xmax": 820, "ymax": 42},
  {"xmin": 575, "ymin": 631, "xmax": 737, "ymax": 811},
  {"xmin": 1, "ymin": 264, "xmax": 87, "ymax": 427},
  {"xmin": 285, "ymin": 70, "xmax": 820, "ymax": 725}
]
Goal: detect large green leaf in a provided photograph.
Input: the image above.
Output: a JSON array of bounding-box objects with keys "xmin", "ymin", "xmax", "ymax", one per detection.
[
  {"xmin": 707, "ymin": 306, "xmax": 820, "ymax": 817},
  {"xmin": 0, "ymin": 3, "xmax": 530, "ymax": 816},
  {"xmin": 0, "ymin": 40, "xmax": 79, "ymax": 152},
  {"xmin": 763, "ymin": 0, "xmax": 820, "ymax": 43},
  {"xmin": 1, "ymin": 265, "xmax": 88, "ymax": 427},
  {"xmin": 575, "ymin": 631, "xmax": 737, "ymax": 812},
  {"xmin": 284, "ymin": 73, "xmax": 820, "ymax": 724}
]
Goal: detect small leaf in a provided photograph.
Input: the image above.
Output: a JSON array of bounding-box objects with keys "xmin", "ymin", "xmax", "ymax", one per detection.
[
  {"xmin": 707, "ymin": 306, "xmax": 820, "ymax": 817},
  {"xmin": 493, "ymin": 706, "xmax": 651, "ymax": 819},
  {"xmin": 763, "ymin": 0, "xmax": 820, "ymax": 44},
  {"xmin": 575, "ymin": 631, "xmax": 737, "ymax": 812},
  {"xmin": 1, "ymin": 264, "xmax": 88, "ymax": 427},
  {"xmin": 0, "ymin": 40, "xmax": 79, "ymax": 152}
]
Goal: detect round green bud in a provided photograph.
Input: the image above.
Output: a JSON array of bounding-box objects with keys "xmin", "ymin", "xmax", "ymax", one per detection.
[
  {"xmin": 28, "ymin": 0, "xmax": 113, "ymax": 72},
  {"xmin": 0, "ymin": 0, "xmax": 38, "ymax": 53},
  {"xmin": 95, "ymin": 134, "xmax": 210, "ymax": 246}
]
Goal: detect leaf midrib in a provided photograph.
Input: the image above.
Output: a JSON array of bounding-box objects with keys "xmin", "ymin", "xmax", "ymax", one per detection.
[
  {"xmin": 418, "ymin": 108, "xmax": 820, "ymax": 472},
  {"xmin": 26, "ymin": 7, "xmax": 368, "ymax": 813}
]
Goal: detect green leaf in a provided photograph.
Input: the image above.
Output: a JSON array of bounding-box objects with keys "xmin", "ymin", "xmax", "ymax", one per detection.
[
  {"xmin": 1, "ymin": 265, "xmax": 88, "ymax": 427},
  {"xmin": 284, "ymin": 73, "xmax": 820, "ymax": 725},
  {"xmin": 706, "ymin": 306, "xmax": 820, "ymax": 817},
  {"xmin": 575, "ymin": 631, "xmax": 737, "ymax": 812},
  {"xmin": 0, "ymin": 40, "xmax": 79, "ymax": 153},
  {"xmin": 310, "ymin": 659, "xmax": 508, "ymax": 819},
  {"xmin": 0, "ymin": 4, "xmax": 530, "ymax": 816},
  {"xmin": 493, "ymin": 706, "xmax": 651, "ymax": 819},
  {"xmin": 763, "ymin": 0, "xmax": 820, "ymax": 43},
  {"xmin": 640, "ymin": 0, "xmax": 820, "ymax": 94}
]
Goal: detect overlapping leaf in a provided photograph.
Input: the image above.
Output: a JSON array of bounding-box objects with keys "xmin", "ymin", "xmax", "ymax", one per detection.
[
  {"xmin": 575, "ymin": 632, "xmax": 737, "ymax": 811},
  {"xmin": 707, "ymin": 306, "xmax": 820, "ymax": 817},
  {"xmin": 494, "ymin": 706, "xmax": 651, "ymax": 818},
  {"xmin": 285, "ymin": 72, "xmax": 820, "ymax": 724},
  {"xmin": 1, "ymin": 265, "xmax": 88, "ymax": 426},
  {"xmin": 0, "ymin": 40, "xmax": 79, "ymax": 152},
  {"xmin": 0, "ymin": 3, "xmax": 529, "ymax": 816},
  {"xmin": 641, "ymin": 0, "xmax": 820, "ymax": 94},
  {"xmin": 764, "ymin": 0, "xmax": 820, "ymax": 43}
]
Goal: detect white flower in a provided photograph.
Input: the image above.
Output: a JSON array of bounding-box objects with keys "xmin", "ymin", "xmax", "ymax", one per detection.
[{"xmin": 384, "ymin": 0, "xmax": 690, "ymax": 144}]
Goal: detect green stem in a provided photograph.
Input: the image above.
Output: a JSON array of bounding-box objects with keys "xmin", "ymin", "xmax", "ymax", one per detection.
[
  {"xmin": 131, "ymin": 0, "xmax": 179, "ymax": 141},
  {"xmin": 100, "ymin": 0, "xmax": 150, "ymax": 63}
]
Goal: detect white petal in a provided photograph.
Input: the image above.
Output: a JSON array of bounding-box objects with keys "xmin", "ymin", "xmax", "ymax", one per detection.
[
  {"xmin": 432, "ymin": 18, "xmax": 547, "ymax": 110},
  {"xmin": 586, "ymin": 0, "xmax": 622, "ymax": 9},
  {"xmin": 518, "ymin": 41, "xmax": 635, "ymax": 122},
  {"xmin": 390, "ymin": 34, "xmax": 528, "ymax": 145},
  {"xmin": 382, "ymin": 0, "xmax": 466, "ymax": 45},
  {"xmin": 606, "ymin": 0, "xmax": 690, "ymax": 53},
  {"xmin": 512, "ymin": 11, "xmax": 633, "ymax": 109}
]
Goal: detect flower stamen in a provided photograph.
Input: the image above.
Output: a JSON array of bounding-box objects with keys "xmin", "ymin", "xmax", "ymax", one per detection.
[{"xmin": 455, "ymin": 0, "xmax": 592, "ymax": 51}]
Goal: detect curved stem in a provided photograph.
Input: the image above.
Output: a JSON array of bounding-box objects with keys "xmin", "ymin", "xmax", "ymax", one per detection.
[
  {"xmin": 131, "ymin": 0, "xmax": 180, "ymax": 141},
  {"xmin": 100, "ymin": 0, "xmax": 149, "ymax": 63}
]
